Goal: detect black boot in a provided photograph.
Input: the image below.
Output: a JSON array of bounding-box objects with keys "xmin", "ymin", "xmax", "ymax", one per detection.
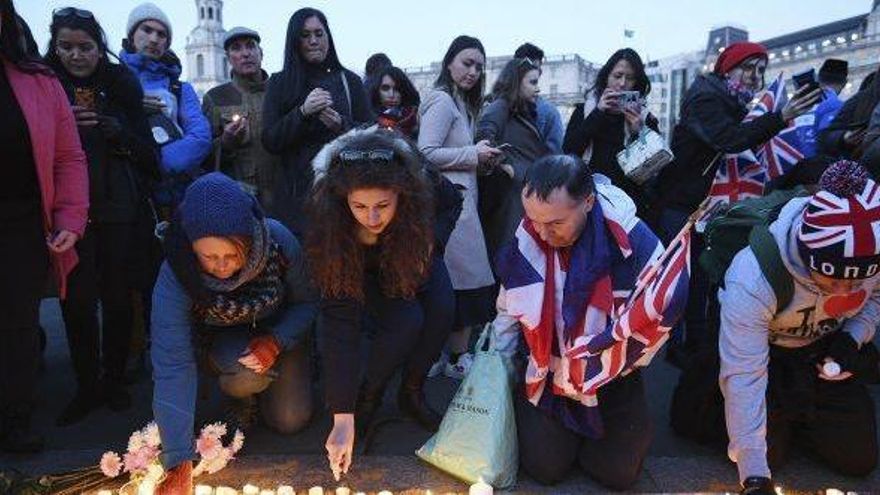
[
  {"xmin": 56, "ymin": 387, "xmax": 105, "ymax": 426},
  {"xmin": 103, "ymin": 379, "xmax": 132, "ymax": 412},
  {"xmin": 224, "ymin": 395, "xmax": 259, "ymax": 432},
  {"xmin": 398, "ymin": 376, "xmax": 441, "ymax": 432},
  {"xmin": 355, "ymin": 382, "xmax": 386, "ymax": 437},
  {"xmin": 1, "ymin": 405, "xmax": 44, "ymax": 454}
]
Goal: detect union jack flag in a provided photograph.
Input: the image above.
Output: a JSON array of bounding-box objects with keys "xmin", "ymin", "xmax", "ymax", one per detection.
[
  {"xmin": 707, "ymin": 153, "xmax": 766, "ymax": 209},
  {"xmin": 569, "ymin": 228, "xmax": 692, "ymax": 398},
  {"xmin": 800, "ymin": 179, "xmax": 880, "ymax": 257},
  {"xmin": 495, "ymin": 182, "xmax": 689, "ymax": 437},
  {"xmin": 706, "ymin": 73, "xmax": 806, "ymax": 208},
  {"xmin": 750, "ymin": 74, "xmax": 805, "ymax": 179}
]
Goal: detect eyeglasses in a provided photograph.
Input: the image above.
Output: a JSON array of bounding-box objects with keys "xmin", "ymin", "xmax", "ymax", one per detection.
[
  {"xmin": 338, "ymin": 149, "xmax": 395, "ymax": 164},
  {"xmin": 52, "ymin": 7, "xmax": 95, "ymax": 20}
]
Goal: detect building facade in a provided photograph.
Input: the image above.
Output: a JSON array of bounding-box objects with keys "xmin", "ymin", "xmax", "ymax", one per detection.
[
  {"xmin": 184, "ymin": 0, "xmax": 228, "ymax": 98},
  {"xmin": 646, "ymin": 1, "xmax": 880, "ymax": 142},
  {"xmin": 405, "ymin": 53, "xmax": 598, "ymax": 123}
]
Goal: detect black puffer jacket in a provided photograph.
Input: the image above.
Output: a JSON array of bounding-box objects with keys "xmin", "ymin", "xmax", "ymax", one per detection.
[
  {"xmin": 654, "ymin": 73, "xmax": 786, "ymax": 212},
  {"xmin": 563, "ymin": 100, "xmax": 659, "ymax": 215},
  {"xmin": 52, "ymin": 61, "xmax": 159, "ymax": 223}
]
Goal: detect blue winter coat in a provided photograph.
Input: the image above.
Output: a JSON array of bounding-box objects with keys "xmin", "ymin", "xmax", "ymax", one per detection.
[
  {"xmin": 121, "ymin": 51, "xmax": 212, "ymax": 204},
  {"xmin": 150, "ymin": 220, "xmax": 318, "ymax": 469},
  {"xmin": 535, "ymin": 96, "xmax": 563, "ymax": 154}
]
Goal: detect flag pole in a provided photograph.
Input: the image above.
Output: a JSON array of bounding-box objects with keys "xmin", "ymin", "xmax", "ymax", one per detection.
[{"xmin": 619, "ymin": 196, "xmax": 714, "ymax": 312}]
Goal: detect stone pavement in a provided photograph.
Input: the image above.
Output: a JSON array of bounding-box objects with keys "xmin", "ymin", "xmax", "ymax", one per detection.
[{"xmin": 1, "ymin": 299, "xmax": 880, "ymax": 494}]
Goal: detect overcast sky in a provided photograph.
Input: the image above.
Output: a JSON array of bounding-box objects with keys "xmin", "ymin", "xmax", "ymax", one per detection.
[{"xmin": 18, "ymin": 0, "xmax": 872, "ymax": 76}]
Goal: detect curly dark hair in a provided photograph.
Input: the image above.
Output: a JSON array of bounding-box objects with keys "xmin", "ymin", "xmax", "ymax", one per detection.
[{"xmin": 305, "ymin": 129, "xmax": 436, "ymax": 301}]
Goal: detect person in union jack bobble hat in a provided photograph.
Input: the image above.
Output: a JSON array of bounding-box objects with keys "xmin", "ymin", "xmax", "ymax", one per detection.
[{"xmin": 719, "ymin": 160, "xmax": 880, "ymax": 494}]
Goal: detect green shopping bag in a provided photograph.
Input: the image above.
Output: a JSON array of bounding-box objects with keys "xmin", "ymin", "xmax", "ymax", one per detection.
[{"xmin": 416, "ymin": 324, "xmax": 518, "ymax": 489}]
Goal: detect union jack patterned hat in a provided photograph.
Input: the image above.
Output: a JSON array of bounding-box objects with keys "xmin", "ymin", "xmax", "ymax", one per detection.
[{"xmin": 797, "ymin": 161, "xmax": 880, "ymax": 280}]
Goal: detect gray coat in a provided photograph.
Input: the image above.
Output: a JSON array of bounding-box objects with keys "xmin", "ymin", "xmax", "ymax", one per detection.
[
  {"xmin": 418, "ymin": 88, "xmax": 494, "ymax": 290},
  {"xmin": 476, "ymin": 98, "xmax": 550, "ymax": 259}
]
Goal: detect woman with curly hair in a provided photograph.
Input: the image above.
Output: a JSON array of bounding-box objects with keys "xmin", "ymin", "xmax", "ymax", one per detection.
[{"xmin": 307, "ymin": 128, "xmax": 461, "ymax": 479}]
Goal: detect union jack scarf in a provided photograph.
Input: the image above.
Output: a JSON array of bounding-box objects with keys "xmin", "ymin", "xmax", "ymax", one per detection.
[{"xmin": 496, "ymin": 181, "xmax": 687, "ymax": 437}]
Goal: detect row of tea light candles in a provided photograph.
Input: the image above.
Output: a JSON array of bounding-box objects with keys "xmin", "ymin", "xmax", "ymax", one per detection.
[{"xmin": 94, "ymin": 479, "xmax": 494, "ymax": 495}]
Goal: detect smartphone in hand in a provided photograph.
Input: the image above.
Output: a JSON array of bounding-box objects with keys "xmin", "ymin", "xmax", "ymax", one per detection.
[
  {"xmin": 618, "ymin": 91, "xmax": 641, "ymax": 112},
  {"xmin": 792, "ymin": 68, "xmax": 826, "ymax": 103}
]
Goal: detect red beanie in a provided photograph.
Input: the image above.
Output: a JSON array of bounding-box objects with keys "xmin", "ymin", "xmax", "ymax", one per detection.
[{"xmin": 714, "ymin": 41, "xmax": 768, "ymax": 75}]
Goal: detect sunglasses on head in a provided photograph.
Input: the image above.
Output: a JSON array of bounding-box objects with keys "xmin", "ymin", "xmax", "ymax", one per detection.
[
  {"xmin": 338, "ymin": 149, "xmax": 395, "ymax": 164},
  {"xmin": 517, "ymin": 57, "xmax": 539, "ymax": 68},
  {"xmin": 53, "ymin": 7, "xmax": 95, "ymax": 20}
]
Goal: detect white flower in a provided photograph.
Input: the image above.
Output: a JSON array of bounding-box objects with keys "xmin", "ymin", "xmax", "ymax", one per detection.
[
  {"xmin": 230, "ymin": 430, "xmax": 245, "ymax": 454},
  {"xmin": 143, "ymin": 423, "xmax": 162, "ymax": 448},
  {"xmin": 127, "ymin": 431, "xmax": 145, "ymax": 453},
  {"xmin": 200, "ymin": 422, "xmax": 227, "ymax": 441}
]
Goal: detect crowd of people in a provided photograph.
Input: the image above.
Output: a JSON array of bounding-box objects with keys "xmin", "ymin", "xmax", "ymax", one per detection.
[{"xmin": 1, "ymin": 1, "xmax": 879, "ymax": 493}]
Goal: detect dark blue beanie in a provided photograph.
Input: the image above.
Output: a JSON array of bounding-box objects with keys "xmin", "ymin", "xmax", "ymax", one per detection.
[{"xmin": 180, "ymin": 173, "xmax": 256, "ymax": 242}]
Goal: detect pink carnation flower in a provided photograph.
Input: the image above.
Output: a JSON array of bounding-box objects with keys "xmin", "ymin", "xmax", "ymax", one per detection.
[
  {"xmin": 196, "ymin": 435, "xmax": 223, "ymax": 460},
  {"xmin": 100, "ymin": 451, "xmax": 122, "ymax": 478}
]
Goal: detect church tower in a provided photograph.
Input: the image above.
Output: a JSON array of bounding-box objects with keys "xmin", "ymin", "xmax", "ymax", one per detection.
[{"xmin": 185, "ymin": 0, "xmax": 228, "ymax": 98}]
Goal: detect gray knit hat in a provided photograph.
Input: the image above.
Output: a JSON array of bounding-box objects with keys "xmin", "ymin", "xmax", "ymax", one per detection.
[
  {"xmin": 223, "ymin": 27, "xmax": 261, "ymax": 50},
  {"xmin": 127, "ymin": 3, "xmax": 172, "ymax": 44}
]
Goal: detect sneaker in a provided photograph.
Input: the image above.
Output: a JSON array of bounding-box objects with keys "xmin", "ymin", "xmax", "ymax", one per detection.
[
  {"xmin": 444, "ymin": 352, "xmax": 474, "ymax": 380},
  {"xmin": 427, "ymin": 352, "xmax": 449, "ymax": 378},
  {"xmin": 104, "ymin": 382, "xmax": 132, "ymax": 412}
]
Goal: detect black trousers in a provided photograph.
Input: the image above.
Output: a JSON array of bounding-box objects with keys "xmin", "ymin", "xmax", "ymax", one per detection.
[
  {"xmin": 0, "ymin": 215, "xmax": 48, "ymax": 409},
  {"xmin": 765, "ymin": 340, "xmax": 878, "ymax": 477},
  {"xmin": 363, "ymin": 256, "xmax": 455, "ymax": 388},
  {"xmin": 515, "ymin": 372, "xmax": 654, "ymax": 490},
  {"xmin": 60, "ymin": 222, "xmax": 135, "ymax": 389}
]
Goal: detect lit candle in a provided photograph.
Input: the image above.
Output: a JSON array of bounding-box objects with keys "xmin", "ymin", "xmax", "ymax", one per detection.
[
  {"xmin": 243, "ymin": 485, "xmax": 260, "ymax": 495},
  {"xmin": 232, "ymin": 114, "xmax": 242, "ymax": 122},
  {"xmin": 260, "ymin": 491, "xmax": 275, "ymax": 495},
  {"xmin": 97, "ymin": 491, "xmax": 113, "ymax": 495},
  {"xmin": 377, "ymin": 491, "xmax": 393, "ymax": 495},
  {"xmin": 823, "ymin": 361, "xmax": 841, "ymax": 377},
  {"xmin": 216, "ymin": 487, "xmax": 239, "ymax": 495},
  {"xmin": 308, "ymin": 488, "xmax": 324, "ymax": 495},
  {"xmin": 137, "ymin": 478, "xmax": 156, "ymax": 495},
  {"xmin": 195, "ymin": 485, "xmax": 214, "ymax": 495},
  {"xmin": 277, "ymin": 486, "xmax": 295, "ymax": 495},
  {"xmin": 336, "ymin": 488, "xmax": 351, "ymax": 495},
  {"xmin": 468, "ymin": 479, "xmax": 493, "ymax": 495},
  {"xmin": 826, "ymin": 490, "xmax": 845, "ymax": 495}
]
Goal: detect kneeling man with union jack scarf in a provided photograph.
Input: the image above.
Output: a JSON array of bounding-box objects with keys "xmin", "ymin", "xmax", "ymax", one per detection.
[
  {"xmin": 720, "ymin": 161, "xmax": 880, "ymax": 495},
  {"xmin": 490, "ymin": 155, "xmax": 690, "ymax": 490}
]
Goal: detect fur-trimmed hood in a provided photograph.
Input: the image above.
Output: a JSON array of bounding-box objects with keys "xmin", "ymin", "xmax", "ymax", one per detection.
[{"xmin": 311, "ymin": 127, "xmax": 425, "ymax": 183}]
